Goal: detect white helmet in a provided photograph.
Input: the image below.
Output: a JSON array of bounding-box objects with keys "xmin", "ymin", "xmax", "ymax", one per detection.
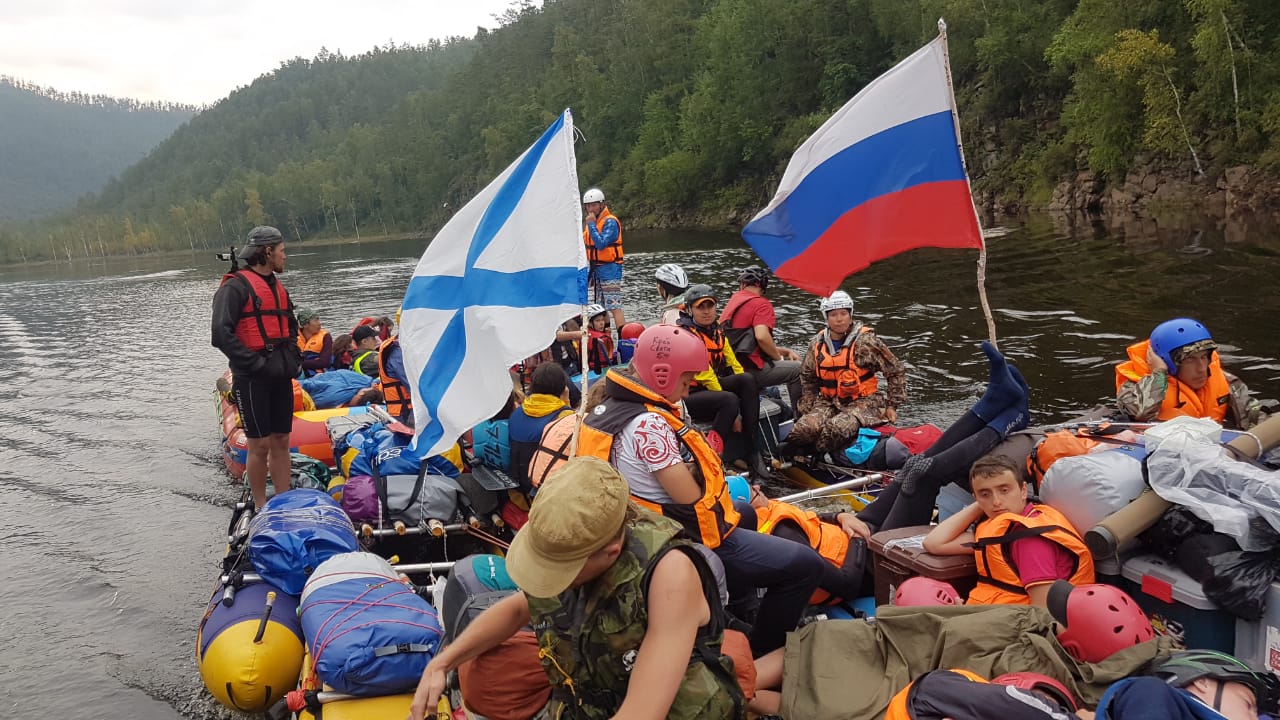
[
  {"xmin": 585, "ymin": 303, "xmax": 607, "ymax": 319},
  {"xmin": 654, "ymin": 263, "xmax": 689, "ymax": 290},
  {"xmin": 582, "ymin": 188, "xmax": 605, "ymax": 204},
  {"xmin": 820, "ymin": 290, "xmax": 855, "ymax": 316}
]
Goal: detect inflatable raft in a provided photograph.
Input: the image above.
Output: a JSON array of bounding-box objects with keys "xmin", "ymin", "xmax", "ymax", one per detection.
[{"xmin": 216, "ymin": 372, "xmax": 367, "ymax": 478}]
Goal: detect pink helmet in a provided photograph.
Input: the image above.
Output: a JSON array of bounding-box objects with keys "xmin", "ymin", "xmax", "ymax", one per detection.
[
  {"xmin": 893, "ymin": 576, "xmax": 960, "ymax": 607},
  {"xmin": 1047, "ymin": 581, "xmax": 1155, "ymax": 663},
  {"xmin": 991, "ymin": 672, "xmax": 1078, "ymax": 711},
  {"xmin": 633, "ymin": 324, "xmax": 709, "ymax": 397}
]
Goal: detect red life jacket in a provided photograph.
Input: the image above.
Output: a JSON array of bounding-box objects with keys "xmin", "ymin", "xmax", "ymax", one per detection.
[{"xmin": 221, "ymin": 269, "xmax": 291, "ymax": 352}]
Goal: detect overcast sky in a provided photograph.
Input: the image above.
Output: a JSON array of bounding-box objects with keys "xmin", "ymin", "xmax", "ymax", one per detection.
[{"xmin": 0, "ymin": 0, "xmax": 533, "ymax": 105}]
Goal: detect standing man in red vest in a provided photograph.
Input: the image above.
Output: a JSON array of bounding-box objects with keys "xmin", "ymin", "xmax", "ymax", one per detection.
[{"xmin": 212, "ymin": 226, "xmax": 300, "ymax": 508}]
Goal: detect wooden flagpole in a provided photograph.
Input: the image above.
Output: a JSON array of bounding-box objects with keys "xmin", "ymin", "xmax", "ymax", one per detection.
[
  {"xmin": 568, "ymin": 309, "xmax": 590, "ymax": 455},
  {"xmin": 938, "ymin": 18, "xmax": 999, "ymax": 348}
]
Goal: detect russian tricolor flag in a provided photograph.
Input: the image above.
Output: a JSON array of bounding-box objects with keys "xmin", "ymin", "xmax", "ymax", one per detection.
[{"xmin": 742, "ymin": 34, "xmax": 983, "ymax": 297}]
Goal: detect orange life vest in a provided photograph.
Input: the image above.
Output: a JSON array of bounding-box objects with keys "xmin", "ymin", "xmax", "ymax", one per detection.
[
  {"xmin": 814, "ymin": 324, "xmax": 875, "ymax": 397},
  {"xmin": 291, "ymin": 379, "xmax": 308, "ymax": 411},
  {"xmin": 297, "ymin": 329, "xmax": 330, "ymax": 355},
  {"xmin": 814, "ymin": 326, "xmax": 878, "ymax": 400},
  {"xmin": 377, "ymin": 337, "xmax": 412, "ymax": 421},
  {"xmin": 679, "ymin": 319, "xmax": 732, "ymax": 382},
  {"xmin": 577, "ymin": 370, "xmax": 739, "ymax": 548},
  {"xmin": 966, "ymin": 503, "xmax": 1095, "ymax": 605},
  {"xmin": 583, "ymin": 208, "xmax": 623, "ymax": 264},
  {"xmin": 221, "ymin": 269, "xmax": 292, "ymax": 352},
  {"xmin": 757, "ymin": 500, "xmax": 850, "ymax": 604},
  {"xmin": 1114, "ymin": 339, "xmax": 1230, "ymax": 423},
  {"xmin": 883, "ymin": 669, "xmax": 988, "ymax": 720},
  {"xmin": 528, "ymin": 413, "xmax": 577, "ymax": 489},
  {"xmin": 1026, "ymin": 430, "xmax": 1101, "ymax": 485}
]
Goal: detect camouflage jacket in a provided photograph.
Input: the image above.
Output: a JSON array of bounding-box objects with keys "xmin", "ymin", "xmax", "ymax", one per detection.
[
  {"xmin": 1116, "ymin": 370, "xmax": 1265, "ymax": 431},
  {"xmin": 798, "ymin": 324, "xmax": 907, "ymax": 414}
]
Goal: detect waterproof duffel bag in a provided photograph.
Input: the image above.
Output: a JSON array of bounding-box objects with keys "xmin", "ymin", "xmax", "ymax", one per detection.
[
  {"xmin": 300, "ymin": 552, "xmax": 444, "ymax": 696},
  {"xmin": 1039, "ymin": 444, "xmax": 1148, "ymax": 538},
  {"xmin": 247, "ymin": 489, "xmax": 360, "ymax": 595},
  {"xmin": 341, "ymin": 458, "xmax": 464, "ymax": 527}
]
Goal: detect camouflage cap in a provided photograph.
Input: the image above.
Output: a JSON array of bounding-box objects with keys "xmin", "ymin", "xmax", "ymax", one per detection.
[{"xmin": 1172, "ymin": 338, "xmax": 1217, "ymax": 365}]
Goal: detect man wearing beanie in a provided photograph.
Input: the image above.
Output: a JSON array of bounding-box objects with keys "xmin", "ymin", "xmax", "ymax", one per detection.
[{"xmin": 408, "ymin": 457, "xmax": 744, "ymax": 720}]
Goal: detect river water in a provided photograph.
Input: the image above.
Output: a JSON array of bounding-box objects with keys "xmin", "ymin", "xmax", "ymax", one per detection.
[{"xmin": 0, "ymin": 216, "xmax": 1276, "ymax": 718}]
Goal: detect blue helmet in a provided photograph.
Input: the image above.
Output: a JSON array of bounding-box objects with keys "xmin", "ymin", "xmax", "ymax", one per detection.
[
  {"xmin": 725, "ymin": 475, "xmax": 751, "ymax": 504},
  {"xmin": 1149, "ymin": 318, "xmax": 1215, "ymax": 376}
]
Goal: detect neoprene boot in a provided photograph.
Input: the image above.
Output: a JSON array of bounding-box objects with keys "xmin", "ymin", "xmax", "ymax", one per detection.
[
  {"xmin": 749, "ymin": 452, "xmax": 774, "ymax": 479},
  {"xmin": 971, "ymin": 341, "xmax": 1023, "ymax": 422},
  {"xmin": 985, "ymin": 368, "xmax": 1030, "ymax": 439},
  {"xmin": 896, "ymin": 453, "xmax": 935, "ymax": 497}
]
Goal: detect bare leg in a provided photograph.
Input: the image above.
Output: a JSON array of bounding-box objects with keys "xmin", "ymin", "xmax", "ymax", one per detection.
[
  {"xmin": 245, "ymin": 437, "xmax": 270, "ymax": 508},
  {"xmin": 267, "ymin": 432, "xmax": 292, "ymax": 498},
  {"xmin": 611, "ymin": 308, "xmax": 625, "ymax": 332},
  {"xmin": 749, "ymin": 690, "xmax": 781, "ymax": 716},
  {"xmin": 751, "ymin": 648, "xmax": 785, "ymax": 713}
]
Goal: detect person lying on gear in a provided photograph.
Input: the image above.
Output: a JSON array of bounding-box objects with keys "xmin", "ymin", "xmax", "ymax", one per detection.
[
  {"xmin": 749, "ymin": 579, "xmax": 1159, "ymax": 718},
  {"xmin": 1095, "ymin": 649, "xmax": 1279, "ymax": 720},
  {"xmin": 883, "ymin": 668, "xmax": 1085, "ymax": 720},
  {"xmin": 1115, "ymin": 318, "xmax": 1270, "ymax": 430},
  {"xmin": 853, "ymin": 340, "xmax": 1031, "ymax": 534}
]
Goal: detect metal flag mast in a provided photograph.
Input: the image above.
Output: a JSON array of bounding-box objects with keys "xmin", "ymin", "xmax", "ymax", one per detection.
[{"xmin": 938, "ymin": 18, "xmax": 999, "ymax": 348}]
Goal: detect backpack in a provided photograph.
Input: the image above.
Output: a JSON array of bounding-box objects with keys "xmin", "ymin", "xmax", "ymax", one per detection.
[
  {"xmin": 471, "ymin": 419, "xmax": 512, "ymax": 472},
  {"xmin": 723, "ymin": 295, "xmax": 769, "ymax": 360},
  {"xmin": 247, "ymin": 489, "xmax": 360, "ymax": 595},
  {"xmin": 1026, "ymin": 430, "xmax": 1101, "ymax": 486},
  {"xmin": 301, "ymin": 552, "xmax": 444, "ymax": 696},
  {"xmin": 440, "ymin": 554, "xmax": 520, "ymax": 642}
]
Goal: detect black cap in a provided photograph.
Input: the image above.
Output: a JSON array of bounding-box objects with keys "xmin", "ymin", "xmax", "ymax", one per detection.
[
  {"xmin": 352, "ymin": 325, "xmax": 379, "ymax": 343},
  {"xmin": 237, "ymin": 226, "xmax": 284, "ymax": 259},
  {"xmin": 684, "ymin": 284, "xmax": 717, "ymax": 307}
]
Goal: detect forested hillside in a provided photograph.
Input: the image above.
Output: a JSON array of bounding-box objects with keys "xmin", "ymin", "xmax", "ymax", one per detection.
[
  {"xmin": 0, "ymin": 78, "xmax": 195, "ymax": 223},
  {"xmin": 5, "ymin": 0, "xmax": 1280, "ymax": 263}
]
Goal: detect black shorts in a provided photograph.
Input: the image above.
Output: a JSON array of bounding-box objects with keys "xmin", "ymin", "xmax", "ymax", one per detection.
[{"xmin": 232, "ymin": 373, "xmax": 294, "ymax": 438}]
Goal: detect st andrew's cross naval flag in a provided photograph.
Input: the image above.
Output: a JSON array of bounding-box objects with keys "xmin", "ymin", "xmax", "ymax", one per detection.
[
  {"xmin": 400, "ymin": 109, "xmax": 587, "ymax": 456},
  {"xmin": 741, "ymin": 33, "xmax": 983, "ymax": 297}
]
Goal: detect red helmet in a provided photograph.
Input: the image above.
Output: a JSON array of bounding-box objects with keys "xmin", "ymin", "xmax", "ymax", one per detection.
[
  {"xmin": 632, "ymin": 325, "xmax": 708, "ymax": 397},
  {"xmin": 893, "ymin": 576, "xmax": 960, "ymax": 607},
  {"xmin": 1048, "ymin": 581, "xmax": 1155, "ymax": 663},
  {"xmin": 991, "ymin": 672, "xmax": 1078, "ymax": 711},
  {"xmin": 619, "ymin": 322, "xmax": 646, "ymax": 341}
]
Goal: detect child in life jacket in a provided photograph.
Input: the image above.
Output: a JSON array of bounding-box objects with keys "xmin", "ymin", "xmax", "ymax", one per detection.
[
  {"xmin": 922, "ymin": 454, "xmax": 1094, "ymax": 606},
  {"xmin": 585, "ymin": 303, "xmax": 616, "ymax": 373}
]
